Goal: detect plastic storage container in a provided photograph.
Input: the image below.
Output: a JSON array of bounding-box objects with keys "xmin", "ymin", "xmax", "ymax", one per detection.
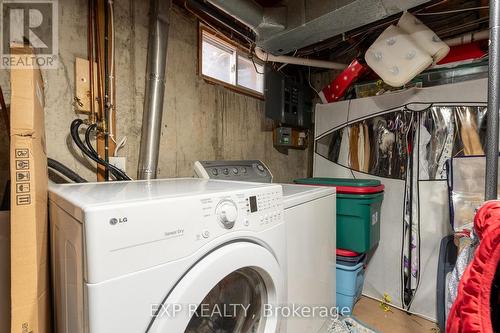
[
  {"xmin": 336, "ymin": 249, "xmax": 366, "ymax": 266},
  {"xmin": 335, "ymin": 261, "xmax": 365, "ymax": 314},
  {"xmin": 294, "ymin": 178, "xmax": 384, "ymax": 194},
  {"xmin": 337, "ymin": 192, "xmax": 383, "ymax": 252},
  {"xmin": 294, "ymin": 178, "xmax": 384, "ymax": 253}
]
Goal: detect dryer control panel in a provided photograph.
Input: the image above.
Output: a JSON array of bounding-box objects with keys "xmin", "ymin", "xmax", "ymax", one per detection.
[
  {"xmin": 199, "ymin": 186, "xmax": 283, "ymax": 240},
  {"xmin": 194, "ymin": 160, "xmax": 273, "ymax": 183}
]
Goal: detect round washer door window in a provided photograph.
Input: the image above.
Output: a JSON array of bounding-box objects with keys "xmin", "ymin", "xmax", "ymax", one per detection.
[
  {"xmin": 147, "ymin": 242, "xmax": 284, "ymax": 333},
  {"xmin": 185, "ymin": 267, "xmax": 266, "ymax": 332}
]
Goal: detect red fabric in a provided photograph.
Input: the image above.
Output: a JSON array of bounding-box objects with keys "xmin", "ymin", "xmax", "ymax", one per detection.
[
  {"xmin": 320, "ymin": 59, "xmax": 368, "ymax": 103},
  {"xmin": 447, "ymin": 200, "xmax": 500, "ymax": 333},
  {"xmin": 437, "ymin": 42, "xmax": 486, "ymax": 65}
]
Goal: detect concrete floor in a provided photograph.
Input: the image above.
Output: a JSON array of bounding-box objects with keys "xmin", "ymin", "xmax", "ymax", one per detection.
[{"xmin": 353, "ymin": 297, "xmax": 440, "ymax": 333}]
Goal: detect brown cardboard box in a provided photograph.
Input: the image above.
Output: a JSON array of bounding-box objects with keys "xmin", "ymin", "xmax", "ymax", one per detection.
[
  {"xmin": 0, "ymin": 211, "xmax": 10, "ymax": 333},
  {"xmin": 9, "ymin": 47, "xmax": 50, "ymax": 333}
]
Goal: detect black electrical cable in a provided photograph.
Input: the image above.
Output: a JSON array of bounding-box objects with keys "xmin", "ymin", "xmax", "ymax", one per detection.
[
  {"xmin": 70, "ymin": 119, "xmax": 131, "ymax": 180},
  {"xmin": 48, "ymin": 158, "xmax": 88, "ymax": 183},
  {"xmin": 71, "ymin": 120, "xmax": 113, "ymax": 176},
  {"xmin": 71, "ymin": 120, "xmax": 128, "ymax": 180},
  {"xmin": 83, "ymin": 122, "xmax": 130, "ymax": 180},
  {"xmin": 85, "ymin": 123, "xmax": 99, "ymax": 157},
  {"xmin": 74, "ymin": 120, "xmax": 129, "ymax": 181}
]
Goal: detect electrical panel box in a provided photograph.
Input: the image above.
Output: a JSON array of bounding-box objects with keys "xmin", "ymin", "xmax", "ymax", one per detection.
[
  {"xmin": 273, "ymin": 127, "xmax": 307, "ymax": 150},
  {"xmin": 264, "ymin": 66, "xmax": 313, "ymax": 129}
]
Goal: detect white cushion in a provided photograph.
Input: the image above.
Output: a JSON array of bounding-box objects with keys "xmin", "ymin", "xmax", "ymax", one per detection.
[
  {"xmin": 398, "ymin": 11, "xmax": 450, "ymax": 63},
  {"xmin": 365, "ymin": 25, "xmax": 433, "ymax": 87}
]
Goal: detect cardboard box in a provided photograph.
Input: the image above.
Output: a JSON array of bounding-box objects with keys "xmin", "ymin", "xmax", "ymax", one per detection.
[
  {"xmin": 9, "ymin": 47, "xmax": 50, "ymax": 333},
  {"xmin": 0, "ymin": 211, "xmax": 10, "ymax": 333}
]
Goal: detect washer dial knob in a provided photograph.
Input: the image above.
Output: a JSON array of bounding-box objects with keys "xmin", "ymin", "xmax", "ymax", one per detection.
[
  {"xmin": 253, "ymin": 163, "xmax": 267, "ymax": 176},
  {"xmin": 216, "ymin": 200, "xmax": 238, "ymax": 229}
]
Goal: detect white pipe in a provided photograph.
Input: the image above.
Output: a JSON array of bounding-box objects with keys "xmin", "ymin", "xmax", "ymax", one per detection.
[
  {"xmin": 255, "ymin": 47, "xmax": 346, "ymax": 70},
  {"xmin": 253, "ymin": 30, "xmax": 489, "ymax": 71},
  {"xmin": 445, "ymin": 30, "xmax": 489, "ymax": 46}
]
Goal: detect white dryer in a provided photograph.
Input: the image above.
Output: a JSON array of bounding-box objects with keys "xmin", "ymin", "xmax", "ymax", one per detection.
[
  {"xmin": 281, "ymin": 184, "xmax": 336, "ymax": 333},
  {"xmin": 49, "ymin": 178, "xmax": 286, "ymax": 333}
]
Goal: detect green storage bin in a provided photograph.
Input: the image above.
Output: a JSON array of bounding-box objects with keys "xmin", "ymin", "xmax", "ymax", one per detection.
[
  {"xmin": 295, "ymin": 178, "xmax": 381, "ymax": 187},
  {"xmin": 336, "ymin": 192, "xmax": 383, "ymax": 253},
  {"xmin": 294, "ymin": 178, "xmax": 384, "ymax": 253}
]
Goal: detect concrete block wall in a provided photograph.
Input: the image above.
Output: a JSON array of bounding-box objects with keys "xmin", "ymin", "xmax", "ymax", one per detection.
[{"xmin": 0, "ymin": 1, "xmax": 309, "ymax": 190}]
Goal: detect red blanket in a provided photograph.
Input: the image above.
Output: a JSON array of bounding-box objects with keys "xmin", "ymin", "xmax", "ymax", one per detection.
[{"xmin": 447, "ymin": 200, "xmax": 500, "ymax": 333}]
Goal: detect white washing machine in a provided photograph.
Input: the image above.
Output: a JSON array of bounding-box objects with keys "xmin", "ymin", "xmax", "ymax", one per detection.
[
  {"xmin": 194, "ymin": 161, "xmax": 336, "ymax": 332},
  {"xmin": 49, "ymin": 178, "xmax": 286, "ymax": 333}
]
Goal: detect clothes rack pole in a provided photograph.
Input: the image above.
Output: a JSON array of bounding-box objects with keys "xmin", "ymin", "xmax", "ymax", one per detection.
[{"xmin": 485, "ymin": 0, "xmax": 500, "ymax": 200}]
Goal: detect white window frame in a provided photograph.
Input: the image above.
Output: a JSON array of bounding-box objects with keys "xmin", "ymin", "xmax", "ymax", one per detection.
[{"xmin": 199, "ymin": 26, "xmax": 264, "ymax": 98}]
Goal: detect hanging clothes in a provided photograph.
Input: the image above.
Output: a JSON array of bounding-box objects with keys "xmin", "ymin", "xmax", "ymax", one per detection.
[
  {"xmin": 338, "ymin": 127, "xmax": 350, "ymax": 167},
  {"xmin": 357, "ymin": 123, "xmax": 365, "ymax": 172},
  {"xmin": 419, "ymin": 121, "xmax": 432, "ymax": 180},
  {"xmin": 326, "ymin": 129, "xmax": 343, "ymax": 163},
  {"xmin": 371, "ymin": 117, "xmax": 396, "ymax": 177},
  {"xmin": 433, "ymin": 107, "xmax": 455, "ymax": 179},
  {"xmin": 349, "ymin": 124, "xmax": 360, "ymax": 171},
  {"xmin": 456, "ymin": 107, "xmax": 484, "ymax": 156},
  {"xmin": 363, "ymin": 122, "xmax": 371, "ymax": 173}
]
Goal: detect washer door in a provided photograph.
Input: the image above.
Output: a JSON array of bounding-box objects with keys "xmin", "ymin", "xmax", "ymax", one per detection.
[{"xmin": 148, "ymin": 242, "xmax": 284, "ymax": 333}]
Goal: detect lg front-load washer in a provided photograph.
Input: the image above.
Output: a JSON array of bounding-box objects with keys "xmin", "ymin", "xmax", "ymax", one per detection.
[
  {"xmin": 49, "ymin": 178, "xmax": 286, "ymax": 333},
  {"xmin": 193, "ymin": 161, "xmax": 337, "ymax": 333}
]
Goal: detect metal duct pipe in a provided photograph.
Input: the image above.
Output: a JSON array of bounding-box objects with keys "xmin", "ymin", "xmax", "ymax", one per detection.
[
  {"xmin": 485, "ymin": 0, "xmax": 499, "ymax": 200},
  {"xmin": 255, "ymin": 47, "xmax": 346, "ymax": 70},
  {"xmin": 137, "ymin": 0, "xmax": 171, "ymax": 180},
  {"xmin": 206, "ymin": 0, "xmax": 285, "ymax": 37},
  {"xmin": 185, "ymin": 0, "xmax": 255, "ymax": 42},
  {"xmin": 207, "ymin": 0, "xmax": 263, "ymax": 32}
]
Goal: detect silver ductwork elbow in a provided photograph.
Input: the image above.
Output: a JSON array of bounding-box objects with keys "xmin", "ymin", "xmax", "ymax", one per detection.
[
  {"xmin": 137, "ymin": 0, "xmax": 172, "ymax": 180},
  {"xmin": 206, "ymin": 0, "xmax": 286, "ymax": 38}
]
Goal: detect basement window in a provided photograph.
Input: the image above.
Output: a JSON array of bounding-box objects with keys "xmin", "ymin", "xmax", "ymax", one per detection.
[{"xmin": 200, "ymin": 28, "xmax": 264, "ymax": 97}]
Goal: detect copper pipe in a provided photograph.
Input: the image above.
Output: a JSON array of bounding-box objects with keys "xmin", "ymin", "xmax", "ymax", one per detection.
[
  {"xmin": 88, "ymin": 0, "xmax": 96, "ymax": 123},
  {"xmin": 107, "ymin": 0, "xmax": 116, "ymax": 143},
  {"xmin": 94, "ymin": 0, "xmax": 105, "ymax": 126}
]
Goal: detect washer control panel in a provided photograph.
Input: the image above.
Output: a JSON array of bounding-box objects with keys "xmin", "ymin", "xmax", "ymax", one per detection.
[
  {"xmin": 194, "ymin": 160, "xmax": 273, "ymax": 183},
  {"xmin": 198, "ymin": 186, "xmax": 283, "ymax": 240},
  {"xmin": 215, "ymin": 200, "xmax": 238, "ymax": 229}
]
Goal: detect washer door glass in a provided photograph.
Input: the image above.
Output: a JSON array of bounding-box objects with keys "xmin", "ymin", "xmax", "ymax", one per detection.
[
  {"xmin": 185, "ymin": 267, "xmax": 267, "ymax": 333},
  {"xmin": 147, "ymin": 242, "xmax": 283, "ymax": 333}
]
